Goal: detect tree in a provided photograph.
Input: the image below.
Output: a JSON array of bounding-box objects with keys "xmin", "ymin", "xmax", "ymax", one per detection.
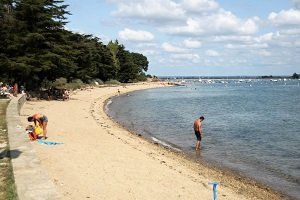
[
  {"xmin": 107, "ymin": 40, "xmax": 120, "ymax": 78},
  {"xmin": 292, "ymin": 73, "xmax": 299, "ymax": 79},
  {"xmin": 7, "ymin": 0, "xmax": 71, "ymax": 89},
  {"xmin": 130, "ymin": 52, "xmax": 148, "ymax": 72},
  {"xmin": 0, "ymin": 0, "xmax": 150, "ymax": 89},
  {"xmin": 116, "ymin": 44, "xmax": 140, "ymax": 82}
]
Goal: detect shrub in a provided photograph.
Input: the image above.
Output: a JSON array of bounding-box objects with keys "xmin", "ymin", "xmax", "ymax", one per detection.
[
  {"xmin": 88, "ymin": 79, "xmax": 104, "ymax": 86},
  {"xmin": 104, "ymin": 79, "xmax": 121, "ymax": 85},
  {"xmin": 52, "ymin": 77, "xmax": 67, "ymax": 89},
  {"xmin": 66, "ymin": 79, "xmax": 85, "ymax": 90}
]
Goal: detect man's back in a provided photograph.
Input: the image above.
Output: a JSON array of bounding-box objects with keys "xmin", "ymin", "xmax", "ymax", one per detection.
[{"xmin": 194, "ymin": 119, "xmax": 201, "ymax": 132}]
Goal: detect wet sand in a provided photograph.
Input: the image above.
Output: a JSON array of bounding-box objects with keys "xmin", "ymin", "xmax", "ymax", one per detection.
[{"xmin": 20, "ymin": 82, "xmax": 284, "ymax": 200}]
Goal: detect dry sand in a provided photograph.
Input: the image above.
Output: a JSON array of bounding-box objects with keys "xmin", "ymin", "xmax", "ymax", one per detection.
[{"xmin": 20, "ymin": 82, "xmax": 283, "ymax": 200}]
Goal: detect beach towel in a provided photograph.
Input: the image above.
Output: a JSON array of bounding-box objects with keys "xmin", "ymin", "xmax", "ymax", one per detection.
[{"xmin": 37, "ymin": 139, "xmax": 64, "ymax": 145}]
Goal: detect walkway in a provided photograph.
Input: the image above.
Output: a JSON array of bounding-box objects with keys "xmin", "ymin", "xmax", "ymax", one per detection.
[{"xmin": 7, "ymin": 95, "xmax": 60, "ymax": 200}]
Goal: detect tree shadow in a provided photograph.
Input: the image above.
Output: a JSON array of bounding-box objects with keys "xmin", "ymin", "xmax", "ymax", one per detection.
[
  {"xmin": 0, "ymin": 149, "xmax": 22, "ymax": 159},
  {"xmin": 9, "ymin": 149, "xmax": 22, "ymax": 159}
]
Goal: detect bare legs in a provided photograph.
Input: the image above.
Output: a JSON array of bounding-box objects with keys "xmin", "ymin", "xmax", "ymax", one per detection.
[
  {"xmin": 42, "ymin": 122, "xmax": 48, "ymax": 139},
  {"xmin": 195, "ymin": 140, "xmax": 201, "ymax": 151}
]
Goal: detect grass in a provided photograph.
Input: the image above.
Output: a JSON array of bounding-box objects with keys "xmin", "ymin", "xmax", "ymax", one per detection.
[{"xmin": 0, "ymin": 100, "xmax": 18, "ymax": 200}]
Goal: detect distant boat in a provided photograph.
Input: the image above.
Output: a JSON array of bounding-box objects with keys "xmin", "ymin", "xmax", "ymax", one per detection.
[{"xmin": 174, "ymin": 82, "xmax": 186, "ymax": 86}]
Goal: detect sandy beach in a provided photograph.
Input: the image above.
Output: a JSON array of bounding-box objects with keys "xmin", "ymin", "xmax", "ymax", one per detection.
[{"xmin": 20, "ymin": 82, "xmax": 283, "ymax": 200}]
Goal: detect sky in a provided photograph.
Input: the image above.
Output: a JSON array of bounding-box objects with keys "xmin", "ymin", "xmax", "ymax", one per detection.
[{"xmin": 63, "ymin": 0, "xmax": 300, "ymax": 76}]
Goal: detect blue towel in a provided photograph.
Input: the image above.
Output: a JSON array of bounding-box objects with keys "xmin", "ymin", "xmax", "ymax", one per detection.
[{"xmin": 37, "ymin": 139, "xmax": 64, "ymax": 145}]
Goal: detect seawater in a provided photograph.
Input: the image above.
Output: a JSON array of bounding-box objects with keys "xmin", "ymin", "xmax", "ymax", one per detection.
[{"xmin": 107, "ymin": 79, "xmax": 300, "ymax": 199}]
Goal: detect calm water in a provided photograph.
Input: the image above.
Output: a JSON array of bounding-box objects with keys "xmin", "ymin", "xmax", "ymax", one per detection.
[{"xmin": 107, "ymin": 79, "xmax": 300, "ymax": 199}]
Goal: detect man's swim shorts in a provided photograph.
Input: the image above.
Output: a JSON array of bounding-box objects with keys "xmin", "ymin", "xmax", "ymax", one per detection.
[{"xmin": 194, "ymin": 131, "xmax": 201, "ymax": 141}]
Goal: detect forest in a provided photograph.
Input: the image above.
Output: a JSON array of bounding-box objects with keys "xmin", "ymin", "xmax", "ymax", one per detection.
[{"xmin": 0, "ymin": 0, "xmax": 150, "ymax": 90}]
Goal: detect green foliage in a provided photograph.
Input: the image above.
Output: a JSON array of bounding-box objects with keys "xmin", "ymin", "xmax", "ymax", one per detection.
[
  {"xmin": 135, "ymin": 73, "xmax": 148, "ymax": 82},
  {"xmin": 52, "ymin": 77, "xmax": 67, "ymax": 88},
  {"xmin": 104, "ymin": 79, "xmax": 121, "ymax": 85},
  {"xmin": 0, "ymin": 0, "xmax": 149, "ymax": 91},
  {"xmin": 66, "ymin": 79, "xmax": 85, "ymax": 90},
  {"xmin": 88, "ymin": 79, "xmax": 103, "ymax": 85}
]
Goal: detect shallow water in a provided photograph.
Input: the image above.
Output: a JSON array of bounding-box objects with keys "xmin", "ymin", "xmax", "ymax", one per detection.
[{"xmin": 107, "ymin": 79, "xmax": 300, "ymax": 199}]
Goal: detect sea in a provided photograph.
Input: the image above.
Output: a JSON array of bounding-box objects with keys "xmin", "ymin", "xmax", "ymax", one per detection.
[{"xmin": 107, "ymin": 79, "xmax": 300, "ymax": 199}]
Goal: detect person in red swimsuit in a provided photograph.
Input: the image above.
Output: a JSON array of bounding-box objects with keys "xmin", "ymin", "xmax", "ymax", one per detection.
[{"xmin": 27, "ymin": 113, "xmax": 48, "ymax": 139}]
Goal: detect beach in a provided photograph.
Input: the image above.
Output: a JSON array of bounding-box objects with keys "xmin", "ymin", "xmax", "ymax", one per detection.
[{"xmin": 20, "ymin": 82, "xmax": 283, "ymax": 200}]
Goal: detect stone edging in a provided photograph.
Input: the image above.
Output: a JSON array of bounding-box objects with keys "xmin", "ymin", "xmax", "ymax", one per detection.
[{"xmin": 7, "ymin": 95, "xmax": 61, "ymax": 200}]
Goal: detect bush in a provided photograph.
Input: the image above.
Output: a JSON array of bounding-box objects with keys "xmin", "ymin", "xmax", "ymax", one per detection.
[
  {"xmin": 40, "ymin": 78, "xmax": 53, "ymax": 89},
  {"xmin": 104, "ymin": 79, "xmax": 121, "ymax": 85},
  {"xmin": 66, "ymin": 79, "xmax": 85, "ymax": 90},
  {"xmin": 88, "ymin": 79, "xmax": 104, "ymax": 86},
  {"xmin": 52, "ymin": 77, "xmax": 67, "ymax": 89}
]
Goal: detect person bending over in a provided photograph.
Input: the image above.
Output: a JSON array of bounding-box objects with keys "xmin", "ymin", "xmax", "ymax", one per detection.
[{"xmin": 28, "ymin": 113, "xmax": 48, "ymax": 140}]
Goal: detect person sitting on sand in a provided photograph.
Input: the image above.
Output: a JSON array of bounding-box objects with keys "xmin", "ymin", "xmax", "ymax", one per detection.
[
  {"xmin": 193, "ymin": 116, "xmax": 205, "ymax": 150},
  {"xmin": 27, "ymin": 113, "xmax": 48, "ymax": 140}
]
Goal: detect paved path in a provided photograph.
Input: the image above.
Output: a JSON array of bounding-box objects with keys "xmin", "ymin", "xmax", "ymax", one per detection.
[{"xmin": 7, "ymin": 95, "xmax": 61, "ymax": 200}]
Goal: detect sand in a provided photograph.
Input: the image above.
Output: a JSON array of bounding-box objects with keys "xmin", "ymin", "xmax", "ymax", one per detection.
[{"xmin": 20, "ymin": 82, "xmax": 283, "ymax": 200}]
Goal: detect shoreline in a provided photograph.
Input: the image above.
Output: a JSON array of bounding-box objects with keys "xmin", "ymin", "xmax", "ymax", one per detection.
[
  {"xmin": 105, "ymin": 89, "xmax": 290, "ymax": 200},
  {"xmin": 20, "ymin": 82, "xmax": 285, "ymax": 200}
]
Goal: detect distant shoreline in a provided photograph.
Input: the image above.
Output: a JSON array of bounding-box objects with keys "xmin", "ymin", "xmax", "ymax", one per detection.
[{"xmin": 159, "ymin": 75, "xmax": 297, "ymax": 79}]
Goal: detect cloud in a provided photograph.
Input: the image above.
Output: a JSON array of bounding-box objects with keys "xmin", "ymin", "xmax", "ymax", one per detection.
[
  {"xmin": 182, "ymin": 0, "xmax": 219, "ymax": 13},
  {"xmin": 118, "ymin": 28, "xmax": 154, "ymax": 42},
  {"xmin": 293, "ymin": 0, "xmax": 300, "ymax": 9},
  {"xmin": 162, "ymin": 42, "xmax": 188, "ymax": 53},
  {"xmin": 183, "ymin": 39, "xmax": 202, "ymax": 48},
  {"xmin": 205, "ymin": 50, "xmax": 219, "ymax": 56},
  {"xmin": 214, "ymin": 35, "xmax": 253, "ymax": 43},
  {"xmin": 104, "ymin": 0, "xmax": 299, "ymax": 75},
  {"xmin": 161, "ymin": 10, "xmax": 259, "ymax": 36},
  {"xmin": 224, "ymin": 43, "xmax": 268, "ymax": 49},
  {"xmin": 252, "ymin": 50, "xmax": 272, "ymax": 57},
  {"xmin": 170, "ymin": 53, "xmax": 200, "ymax": 63},
  {"xmin": 268, "ymin": 9, "xmax": 300, "ymax": 27},
  {"xmin": 112, "ymin": 0, "xmax": 185, "ymax": 21}
]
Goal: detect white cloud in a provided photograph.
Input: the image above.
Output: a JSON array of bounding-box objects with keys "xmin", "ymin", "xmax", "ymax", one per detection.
[
  {"xmin": 182, "ymin": 0, "xmax": 219, "ymax": 12},
  {"xmin": 104, "ymin": 0, "xmax": 299, "ymax": 75},
  {"xmin": 224, "ymin": 43, "xmax": 268, "ymax": 49},
  {"xmin": 183, "ymin": 39, "xmax": 202, "ymax": 48},
  {"xmin": 253, "ymin": 50, "xmax": 272, "ymax": 57},
  {"xmin": 214, "ymin": 35, "xmax": 253, "ymax": 42},
  {"xmin": 162, "ymin": 42, "xmax": 188, "ymax": 53},
  {"xmin": 268, "ymin": 9, "xmax": 300, "ymax": 27},
  {"xmin": 205, "ymin": 50, "xmax": 219, "ymax": 56},
  {"xmin": 171, "ymin": 53, "xmax": 200, "ymax": 62},
  {"xmin": 112, "ymin": 0, "xmax": 185, "ymax": 21},
  {"xmin": 161, "ymin": 10, "xmax": 259, "ymax": 36},
  {"xmin": 118, "ymin": 28, "xmax": 154, "ymax": 42},
  {"xmin": 279, "ymin": 28, "xmax": 300, "ymax": 34},
  {"xmin": 255, "ymin": 33, "xmax": 274, "ymax": 43}
]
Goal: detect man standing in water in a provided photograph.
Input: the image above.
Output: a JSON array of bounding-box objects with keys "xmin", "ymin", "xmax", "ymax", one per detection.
[{"xmin": 194, "ymin": 116, "xmax": 205, "ymax": 150}]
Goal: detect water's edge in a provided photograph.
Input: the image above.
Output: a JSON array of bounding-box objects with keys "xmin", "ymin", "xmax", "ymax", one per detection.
[{"xmin": 104, "ymin": 91, "xmax": 289, "ymax": 200}]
